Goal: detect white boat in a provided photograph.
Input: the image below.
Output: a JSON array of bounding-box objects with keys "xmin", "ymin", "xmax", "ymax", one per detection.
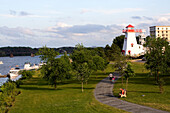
[
  {"xmin": 8, "ymin": 67, "xmax": 20, "ymax": 78},
  {"xmin": 0, "ymin": 61, "xmax": 3, "ymax": 64},
  {"xmin": 32, "ymin": 64, "xmax": 39, "ymax": 70},
  {"xmin": 38, "ymin": 62, "xmax": 46, "ymax": 68},
  {"xmin": 24, "ymin": 62, "xmax": 32, "ymax": 70},
  {"xmin": 24, "ymin": 62, "xmax": 39, "ymax": 70}
]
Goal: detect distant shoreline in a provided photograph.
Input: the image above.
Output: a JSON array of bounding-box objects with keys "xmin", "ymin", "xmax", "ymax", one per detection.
[{"xmin": 0, "ymin": 46, "xmax": 75, "ymax": 57}]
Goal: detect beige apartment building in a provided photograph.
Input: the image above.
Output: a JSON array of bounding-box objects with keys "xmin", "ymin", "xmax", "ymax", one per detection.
[{"xmin": 150, "ymin": 26, "xmax": 170, "ymax": 42}]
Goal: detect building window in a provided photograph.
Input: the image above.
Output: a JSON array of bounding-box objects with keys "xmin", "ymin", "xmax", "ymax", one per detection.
[
  {"xmin": 166, "ymin": 31, "xmax": 168, "ymax": 33},
  {"xmin": 162, "ymin": 28, "xmax": 164, "ymax": 30},
  {"xmin": 166, "ymin": 28, "xmax": 168, "ymax": 30},
  {"xmin": 162, "ymin": 31, "xmax": 164, "ymax": 33},
  {"xmin": 158, "ymin": 28, "xmax": 159, "ymax": 30},
  {"xmin": 162, "ymin": 34, "xmax": 164, "ymax": 36},
  {"xmin": 158, "ymin": 34, "xmax": 159, "ymax": 36},
  {"xmin": 166, "ymin": 34, "xmax": 168, "ymax": 36},
  {"xmin": 158, "ymin": 31, "xmax": 159, "ymax": 33}
]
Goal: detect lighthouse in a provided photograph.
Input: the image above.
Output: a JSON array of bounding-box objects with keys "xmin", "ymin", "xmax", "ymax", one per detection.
[{"xmin": 122, "ymin": 24, "xmax": 145, "ymax": 56}]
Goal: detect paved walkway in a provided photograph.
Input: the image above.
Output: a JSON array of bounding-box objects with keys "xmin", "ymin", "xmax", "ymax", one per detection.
[{"xmin": 94, "ymin": 72, "xmax": 169, "ymax": 113}]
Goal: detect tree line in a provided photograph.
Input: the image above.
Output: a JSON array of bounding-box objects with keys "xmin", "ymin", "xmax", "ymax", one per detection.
[{"xmin": 0, "ymin": 47, "xmax": 75, "ymax": 57}]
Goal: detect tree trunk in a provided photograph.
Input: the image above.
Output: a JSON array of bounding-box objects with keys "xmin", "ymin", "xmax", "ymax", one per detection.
[
  {"xmin": 126, "ymin": 78, "xmax": 128, "ymax": 90},
  {"xmin": 121, "ymin": 74, "xmax": 124, "ymax": 88},
  {"xmin": 157, "ymin": 71, "xmax": 159, "ymax": 83},
  {"xmin": 54, "ymin": 83, "xmax": 57, "ymax": 89},
  {"xmin": 82, "ymin": 81, "xmax": 84, "ymax": 92}
]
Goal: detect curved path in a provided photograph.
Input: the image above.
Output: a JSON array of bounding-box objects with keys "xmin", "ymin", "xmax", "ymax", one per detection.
[{"xmin": 94, "ymin": 72, "xmax": 169, "ymax": 113}]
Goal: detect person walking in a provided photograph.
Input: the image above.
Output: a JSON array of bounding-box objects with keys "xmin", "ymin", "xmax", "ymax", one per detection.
[{"xmin": 109, "ymin": 73, "xmax": 113, "ymax": 82}]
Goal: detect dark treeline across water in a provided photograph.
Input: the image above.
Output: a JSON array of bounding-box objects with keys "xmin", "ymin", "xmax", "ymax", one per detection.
[{"xmin": 0, "ymin": 46, "xmax": 75, "ymax": 57}]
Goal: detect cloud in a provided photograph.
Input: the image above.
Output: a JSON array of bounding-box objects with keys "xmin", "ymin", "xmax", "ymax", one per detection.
[
  {"xmin": 131, "ymin": 16, "xmax": 153, "ymax": 20},
  {"xmin": 0, "ymin": 23, "xmax": 124, "ymax": 47},
  {"xmin": 9, "ymin": 10, "xmax": 17, "ymax": 16},
  {"xmin": 0, "ymin": 26, "xmax": 35, "ymax": 37},
  {"xmin": 19, "ymin": 11, "xmax": 31, "ymax": 16},
  {"xmin": 9, "ymin": 10, "xmax": 32, "ymax": 17},
  {"xmin": 131, "ymin": 16, "xmax": 142, "ymax": 19},
  {"xmin": 0, "ymin": 10, "xmax": 46, "ymax": 18},
  {"xmin": 1, "ymin": 16, "xmax": 170, "ymax": 48},
  {"xmin": 143, "ymin": 16, "xmax": 153, "ymax": 20}
]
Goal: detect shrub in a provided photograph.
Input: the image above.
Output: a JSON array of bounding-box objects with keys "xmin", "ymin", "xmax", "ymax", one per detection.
[
  {"xmin": 0, "ymin": 82, "xmax": 20, "ymax": 113},
  {"xmin": 20, "ymin": 70, "xmax": 34, "ymax": 79}
]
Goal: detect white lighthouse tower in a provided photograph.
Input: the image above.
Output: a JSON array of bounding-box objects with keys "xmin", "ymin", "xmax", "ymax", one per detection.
[{"xmin": 122, "ymin": 24, "xmax": 145, "ymax": 56}]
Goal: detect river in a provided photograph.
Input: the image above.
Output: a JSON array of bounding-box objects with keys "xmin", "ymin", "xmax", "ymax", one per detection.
[
  {"xmin": 0, "ymin": 56, "xmax": 41, "ymax": 86},
  {"xmin": 0, "ymin": 55, "xmax": 66, "ymax": 86}
]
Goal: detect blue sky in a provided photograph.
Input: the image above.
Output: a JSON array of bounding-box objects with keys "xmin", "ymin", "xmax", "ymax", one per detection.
[{"xmin": 0, "ymin": 0, "xmax": 170, "ymax": 47}]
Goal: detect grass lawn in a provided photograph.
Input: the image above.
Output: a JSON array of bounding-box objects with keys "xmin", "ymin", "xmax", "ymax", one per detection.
[
  {"xmin": 113, "ymin": 62, "xmax": 170, "ymax": 112},
  {"xmin": 9, "ymin": 65, "xmax": 127, "ymax": 113}
]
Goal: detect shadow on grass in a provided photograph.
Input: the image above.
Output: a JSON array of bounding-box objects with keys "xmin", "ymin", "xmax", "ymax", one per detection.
[
  {"xmin": 113, "ymin": 90, "xmax": 160, "ymax": 98},
  {"xmin": 19, "ymin": 86, "xmax": 62, "ymax": 91},
  {"xmin": 128, "ymin": 90, "xmax": 160, "ymax": 94},
  {"xmin": 92, "ymin": 72, "xmax": 109, "ymax": 75},
  {"xmin": 63, "ymin": 86, "xmax": 94, "ymax": 90}
]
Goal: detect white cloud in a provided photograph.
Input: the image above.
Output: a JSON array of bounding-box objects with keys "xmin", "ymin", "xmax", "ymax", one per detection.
[
  {"xmin": 0, "ymin": 10, "xmax": 48, "ymax": 18},
  {"xmin": 1, "ymin": 15, "xmax": 170, "ymax": 48},
  {"xmin": 157, "ymin": 17, "xmax": 169, "ymax": 22}
]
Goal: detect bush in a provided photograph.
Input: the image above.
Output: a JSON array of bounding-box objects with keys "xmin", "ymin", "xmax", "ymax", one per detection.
[
  {"xmin": 15, "ymin": 80, "xmax": 23, "ymax": 88},
  {"xmin": 0, "ymin": 82, "xmax": 20, "ymax": 113},
  {"xmin": 20, "ymin": 70, "xmax": 34, "ymax": 79}
]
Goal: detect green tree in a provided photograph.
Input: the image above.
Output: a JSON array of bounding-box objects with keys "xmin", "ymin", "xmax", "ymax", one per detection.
[
  {"xmin": 38, "ymin": 46, "xmax": 71, "ymax": 89},
  {"xmin": 71, "ymin": 44, "xmax": 107, "ymax": 92},
  {"xmin": 112, "ymin": 35, "xmax": 125, "ymax": 51},
  {"xmin": 104, "ymin": 44, "xmax": 120, "ymax": 61},
  {"xmin": 71, "ymin": 44, "xmax": 92, "ymax": 92},
  {"xmin": 145, "ymin": 37, "xmax": 169, "ymax": 93},
  {"xmin": 75, "ymin": 63, "xmax": 91, "ymax": 92},
  {"xmin": 124, "ymin": 62, "xmax": 135, "ymax": 90},
  {"xmin": 114, "ymin": 54, "xmax": 128, "ymax": 87}
]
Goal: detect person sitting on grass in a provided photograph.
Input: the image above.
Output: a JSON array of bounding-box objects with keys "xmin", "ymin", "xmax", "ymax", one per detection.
[{"xmin": 119, "ymin": 88, "xmax": 126, "ymax": 98}]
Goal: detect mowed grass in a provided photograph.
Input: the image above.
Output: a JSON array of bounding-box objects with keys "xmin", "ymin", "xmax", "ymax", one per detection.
[
  {"xmin": 9, "ymin": 65, "xmax": 127, "ymax": 113},
  {"xmin": 113, "ymin": 62, "xmax": 170, "ymax": 112}
]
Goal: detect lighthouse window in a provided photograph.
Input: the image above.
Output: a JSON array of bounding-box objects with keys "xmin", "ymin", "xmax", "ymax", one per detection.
[{"xmin": 128, "ymin": 50, "xmax": 131, "ymax": 55}]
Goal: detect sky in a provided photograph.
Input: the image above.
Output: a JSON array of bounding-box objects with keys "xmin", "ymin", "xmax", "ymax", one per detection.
[{"xmin": 0, "ymin": 0, "xmax": 170, "ymax": 48}]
